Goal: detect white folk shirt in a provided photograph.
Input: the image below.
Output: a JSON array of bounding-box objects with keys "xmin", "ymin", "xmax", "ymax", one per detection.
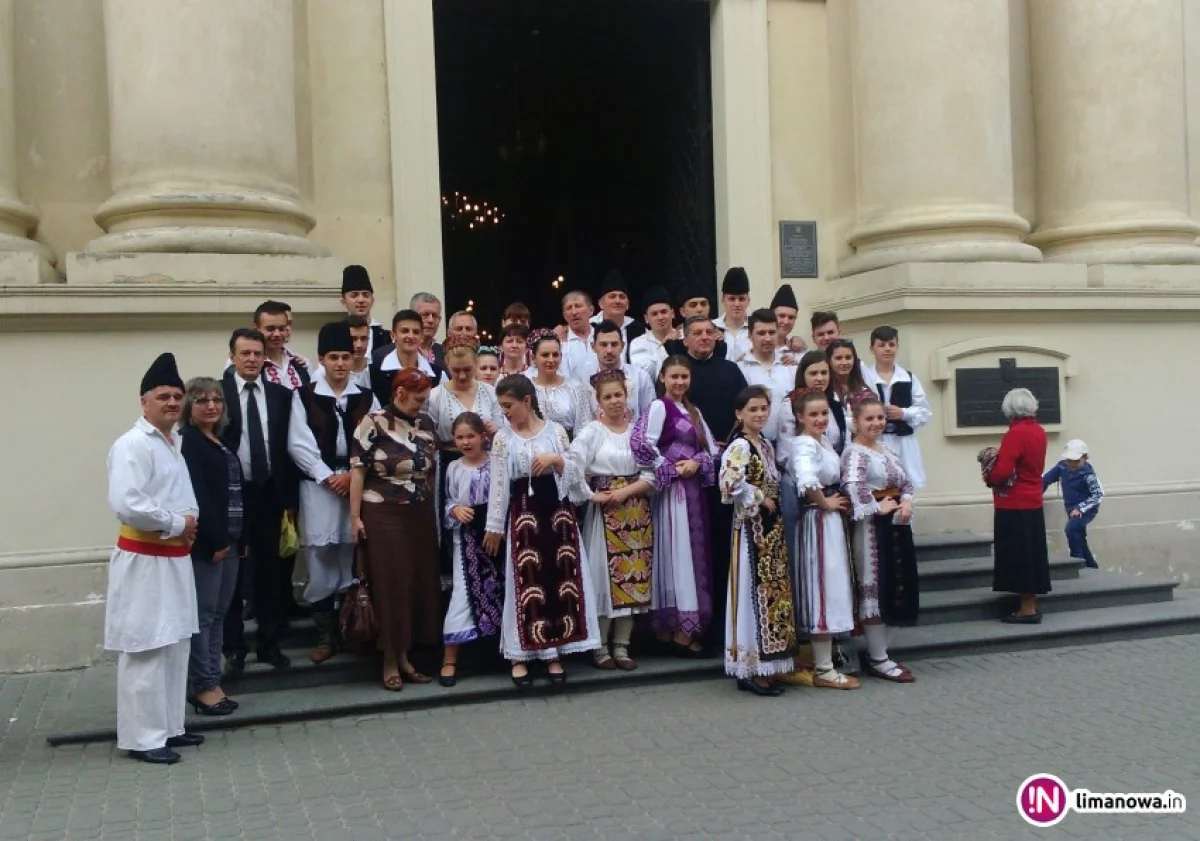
[
  {"xmin": 232, "ymin": 373, "xmax": 333, "ymax": 484},
  {"xmin": 104, "ymin": 417, "xmax": 200, "ymax": 653},
  {"xmin": 560, "ymin": 326, "xmax": 595, "ymax": 382},
  {"xmin": 589, "ymin": 313, "xmax": 635, "ymax": 346},
  {"xmin": 737, "ymin": 354, "xmax": 798, "ymax": 445},
  {"xmin": 313, "ymin": 364, "xmax": 373, "ymax": 392},
  {"xmin": 712, "ymin": 315, "xmax": 751, "ymax": 363},
  {"xmin": 572, "ymin": 357, "xmax": 657, "ymax": 423},
  {"xmin": 862, "ymin": 362, "xmax": 932, "ymax": 489},
  {"xmin": 628, "ymin": 331, "xmax": 671, "ymax": 382},
  {"xmin": 378, "ymin": 348, "xmax": 447, "ymax": 385}
]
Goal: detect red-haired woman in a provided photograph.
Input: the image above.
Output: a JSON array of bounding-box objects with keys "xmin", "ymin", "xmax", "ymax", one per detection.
[{"xmin": 350, "ymin": 368, "xmax": 442, "ymax": 691}]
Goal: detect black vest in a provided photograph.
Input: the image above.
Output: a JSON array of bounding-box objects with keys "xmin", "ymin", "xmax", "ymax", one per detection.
[
  {"xmin": 877, "ymin": 380, "xmax": 914, "ymax": 436},
  {"xmin": 302, "ymin": 388, "xmax": 375, "ymax": 473},
  {"xmin": 828, "ymin": 391, "xmax": 849, "ymax": 455},
  {"xmin": 221, "ymin": 372, "xmax": 302, "ymax": 506}
]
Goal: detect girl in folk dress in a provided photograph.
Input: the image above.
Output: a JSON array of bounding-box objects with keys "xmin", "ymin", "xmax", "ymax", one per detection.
[
  {"xmin": 567, "ymin": 370, "xmax": 657, "ymax": 671},
  {"xmin": 825, "ymin": 340, "xmax": 872, "ymax": 455},
  {"xmin": 527, "ymin": 329, "xmax": 593, "ymax": 438},
  {"xmin": 720, "ymin": 386, "xmax": 799, "ymax": 696},
  {"xmin": 790, "ymin": 388, "xmax": 859, "ymax": 690},
  {"xmin": 482, "ymin": 376, "xmax": 601, "ymax": 687},
  {"xmin": 476, "ymin": 346, "xmax": 501, "ymax": 386},
  {"xmin": 631, "ymin": 355, "xmax": 717, "ymax": 656},
  {"xmin": 439, "ymin": 413, "xmax": 504, "ymax": 687},
  {"xmin": 841, "ymin": 396, "xmax": 919, "ymax": 684}
]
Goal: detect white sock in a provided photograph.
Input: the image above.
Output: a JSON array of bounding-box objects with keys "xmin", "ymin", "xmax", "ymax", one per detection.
[
  {"xmin": 812, "ymin": 639, "xmax": 834, "ymax": 673},
  {"xmin": 864, "ymin": 623, "xmax": 890, "ymax": 663},
  {"xmin": 598, "ymin": 617, "xmax": 612, "ymax": 643}
]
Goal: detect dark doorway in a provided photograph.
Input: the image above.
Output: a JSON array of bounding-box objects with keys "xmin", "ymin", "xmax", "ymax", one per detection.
[{"xmin": 433, "ymin": 0, "xmax": 716, "ymax": 336}]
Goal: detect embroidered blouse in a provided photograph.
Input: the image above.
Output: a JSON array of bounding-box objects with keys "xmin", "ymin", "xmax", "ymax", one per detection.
[
  {"xmin": 840, "ymin": 442, "xmax": 914, "ymax": 521},
  {"xmin": 350, "ymin": 407, "xmax": 437, "ymax": 505},
  {"xmin": 564, "ymin": 421, "xmax": 657, "ymax": 505},
  {"xmin": 531, "ymin": 376, "xmax": 593, "ymax": 437},
  {"xmin": 485, "ymin": 421, "xmax": 571, "ymax": 534},
  {"xmin": 443, "ymin": 459, "xmax": 491, "ymax": 531},
  {"xmin": 719, "ymin": 435, "xmax": 779, "ymax": 524},
  {"xmin": 427, "ymin": 381, "xmax": 503, "ymax": 442}
]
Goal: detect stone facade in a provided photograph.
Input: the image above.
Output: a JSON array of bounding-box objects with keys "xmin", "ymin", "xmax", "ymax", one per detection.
[{"xmin": 1, "ymin": 0, "xmax": 1197, "ymax": 671}]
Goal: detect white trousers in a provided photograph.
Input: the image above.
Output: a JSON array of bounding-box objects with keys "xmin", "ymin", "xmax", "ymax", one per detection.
[{"xmin": 116, "ymin": 638, "xmax": 190, "ymax": 751}]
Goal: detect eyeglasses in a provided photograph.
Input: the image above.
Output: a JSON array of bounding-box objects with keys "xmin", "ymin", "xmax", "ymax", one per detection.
[{"xmin": 194, "ymin": 397, "xmax": 225, "ymax": 405}]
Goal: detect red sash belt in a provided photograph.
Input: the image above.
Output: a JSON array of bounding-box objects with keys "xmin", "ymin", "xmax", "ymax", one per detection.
[{"xmin": 116, "ymin": 525, "xmax": 190, "ymax": 557}]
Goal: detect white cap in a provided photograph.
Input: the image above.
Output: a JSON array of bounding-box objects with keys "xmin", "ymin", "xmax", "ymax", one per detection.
[{"xmin": 1061, "ymin": 439, "xmax": 1088, "ymax": 460}]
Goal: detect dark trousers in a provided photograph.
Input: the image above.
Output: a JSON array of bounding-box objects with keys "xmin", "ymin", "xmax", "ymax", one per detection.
[
  {"xmin": 1065, "ymin": 508, "xmax": 1098, "ymax": 566},
  {"xmin": 190, "ymin": 545, "xmax": 239, "ymax": 692},
  {"xmin": 704, "ymin": 484, "xmax": 734, "ymax": 650},
  {"xmin": 223, "ymin": 481, "xmax": 286, "ymax": 654}
]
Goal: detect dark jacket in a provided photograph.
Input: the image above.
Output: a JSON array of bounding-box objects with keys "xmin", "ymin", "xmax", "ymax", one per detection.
[
  {"xmin": 180, "ymin": 424, "xmax": 242, "ymax": 562},
  {"xmin": 220, "ymin": 370, "xmax": 303, "ymax": 509},
  {"xmin": 684, "ymin": 342, "xmax": 747, "ymax": 445},
  {"xmin": 1043, "ymin": 460, "xmax": 1104, "ymax": 514}
]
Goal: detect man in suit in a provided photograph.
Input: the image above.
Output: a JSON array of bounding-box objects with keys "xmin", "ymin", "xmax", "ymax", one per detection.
[{"xmin": 221, "ymin": 328, "xmax": 335, "ymax": 673}]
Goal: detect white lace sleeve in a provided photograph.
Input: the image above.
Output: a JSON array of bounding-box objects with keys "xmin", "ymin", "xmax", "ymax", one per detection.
[
  {"xmin": 841, "ymin": 445, "xmax": 880, "ymax": 521},
  {"xmin": 564, "ymin": 422, "xmax": 600, "ymax": 505},
  {"xmin": 485, "ymin": 430, "xmax": 510, "ymax": 534},
  {"xmin": 791, "ymin": 436, "xmax": 823, "ymax": 493},
  {"xmin": 719, "ymin": 438, "xmax": 763, "ymax": 516},
  {"xmin": 571, "ymin": 380, "xmax": 594, "ymax": 434}
]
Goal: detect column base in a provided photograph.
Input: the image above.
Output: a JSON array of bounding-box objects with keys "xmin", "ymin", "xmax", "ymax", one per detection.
[
  {"xmin": 0, "ymin": 249, "xmax": 60, "ymax": 285},
  {"xmin": 841, "ymin": 208, "xmax": 1042, "ymax": 276},
  {"xmin": 1028, "ymin": 218, "xmax": 1200, "ymax": 264},
  {"xmin": 85, "ymin": 227, "xmax": 330, "ymax": 258},
  {"xmin": 65, "ymin": 251, "xmax": 344, "ymax": 287}
]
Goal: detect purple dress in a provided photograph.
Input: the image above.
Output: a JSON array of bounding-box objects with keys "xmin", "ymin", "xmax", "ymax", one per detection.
[{"xmin": 631, "ymin": 398, "xmax": 715, "ymax": 636}]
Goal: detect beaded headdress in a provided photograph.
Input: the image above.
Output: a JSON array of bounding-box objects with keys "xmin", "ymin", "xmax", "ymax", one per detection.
[
  {"xmin": 526, "ymin": 328, "xmax": 560, "ymax": 354},
  {"xmin": 589, "ymin": 368, "xmax": 627, "ymax": 392}
]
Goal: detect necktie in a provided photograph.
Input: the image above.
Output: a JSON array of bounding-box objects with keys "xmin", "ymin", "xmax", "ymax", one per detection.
[{"xmin": 245, "ymin": 382, "xmax": 270, "ymax": 483}]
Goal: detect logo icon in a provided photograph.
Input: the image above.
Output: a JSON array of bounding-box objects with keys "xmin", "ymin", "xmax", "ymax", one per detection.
[{"xmin": 1017, "ymin": 774, "xmax": 1070, "ymax": 827}]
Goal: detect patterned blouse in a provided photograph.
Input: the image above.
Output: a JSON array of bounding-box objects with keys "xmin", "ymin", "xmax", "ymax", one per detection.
[{"xmin": 350, "ymin": 407, "xmax": 438, "ymax": 505}]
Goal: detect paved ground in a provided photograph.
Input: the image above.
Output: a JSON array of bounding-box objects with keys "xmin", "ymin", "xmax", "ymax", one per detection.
[{"xmin": 0, "ymin": 637, "xmax": 1197, "ymax": 841}]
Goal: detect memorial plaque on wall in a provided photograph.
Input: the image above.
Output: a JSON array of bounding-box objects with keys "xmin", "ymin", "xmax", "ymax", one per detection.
[
  {"xmin": 779, "ymin": 221, "xmax": 819, "ymax": 278},
  {"xmin": 955, "ymin": 358, "xmax": 1061, "ymax": 427}
]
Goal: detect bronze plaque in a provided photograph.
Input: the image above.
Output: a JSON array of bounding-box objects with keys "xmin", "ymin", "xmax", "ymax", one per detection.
[{"xmin": 955, "ymin": 358, "xmax": 1061, "ymax": 427}]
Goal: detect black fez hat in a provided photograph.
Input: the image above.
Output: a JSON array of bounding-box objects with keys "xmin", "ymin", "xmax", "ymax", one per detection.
[
  {"xmin": 721, "ymin": 266, "xmax": 750, "ymax": 296},
  {"xmin": 678, "ymin": 277, "xmax": 710, "ymax": 306},
  {"xmin": 318, "ymin": 321, "xmax": 354, "ymax": 357},
  {"xmin": 599, "ymin": 270, "xmax": 629, "ymax": 298},
  {"xmin": 770, "ymin": 284, "xmax": 798, "ymax": 310},
  {"xmin": 140, "ymin": 352, "xmax": 184, "ymax": 395},
  {"xmin": 641, "ymin": 285, "xmax": 672, "ymax": 313},
  {"xmin": 341, "ymin": 264, "xmax": 373, "ymax": 295}
]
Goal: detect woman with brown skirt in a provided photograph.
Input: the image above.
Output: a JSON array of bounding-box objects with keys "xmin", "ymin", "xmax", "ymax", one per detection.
[{"xmin": 350, "ymin": 367, "xmax": 443, "ymax": 691}]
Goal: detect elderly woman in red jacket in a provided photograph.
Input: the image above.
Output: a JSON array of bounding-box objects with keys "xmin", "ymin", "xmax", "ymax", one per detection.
[{"xmin": 985, "ymin": 388, "xmax": 1050, "ymax": 623}]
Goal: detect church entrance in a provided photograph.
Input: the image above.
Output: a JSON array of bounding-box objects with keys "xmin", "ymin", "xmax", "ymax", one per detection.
[{"xmin": 432, "ymin": 0, "xmax": 717, "ymax": 336}]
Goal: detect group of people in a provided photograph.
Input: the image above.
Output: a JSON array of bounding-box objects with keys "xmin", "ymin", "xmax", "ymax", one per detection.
[{"xmin": 105, "ymin": 262, "xmax": 1101, "ymax": 765}]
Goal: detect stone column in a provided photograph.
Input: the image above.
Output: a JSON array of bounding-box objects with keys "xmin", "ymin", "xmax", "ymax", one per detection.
[
  {"xmin": 86, "ymin": 0, "xmax": 325, "ymax": 256},
  {"xmin": 1028, "ymin": 0, "xmax": 1200, "ymax": 263},
  {"xmin": 0, "ymin": 0, "xmax": 53, "ymax": 269},
  {"xmin": 840, "ymin": 0, "xmax": 1040, "ymax": 275}
]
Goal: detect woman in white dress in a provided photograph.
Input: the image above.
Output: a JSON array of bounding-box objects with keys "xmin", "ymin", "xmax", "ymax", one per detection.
[
  {"xmin": 427, "ymin": 335, "xmax": 503, "ymax": 585},
  {"xmin": 790, "ymin": 388, "xmax": 859, "ymax": 690},
  {"xmin": 439, "ymin": 412, "xmax": 504, "ymax": 687},
  {"xmin": 842, "ymin": 395, "xmax": 919, "ymax": 684},
  {"xmin": 719, "ymin": 385, "xmax": 798, "ymax": 696},
  {"xmin": 482, "ymin": 376, "xmax": 601, "ymax": 687},
  {"xmin": 630, "ymin": 355, "xmax": 717, "ymax": 657},
  {"xmin": 527, "ymin": 328, "xmax": 593, "ymax": 438},
  {"xmin": 567, "ymin": 370, "xmax": 657, "ymax": 670}
]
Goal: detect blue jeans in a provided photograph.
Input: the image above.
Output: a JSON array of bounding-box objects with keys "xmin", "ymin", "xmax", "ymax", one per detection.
[
  {"xmin": 190, "ymin": 544, "xmax": 240, "ymax": 693},
  {"xmin": 1065, "ymin": 508, "xmax": 1098, "ymax": 566}
]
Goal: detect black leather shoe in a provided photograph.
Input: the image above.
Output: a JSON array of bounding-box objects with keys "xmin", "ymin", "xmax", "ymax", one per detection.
[
  {"xmin": 1001, "ymin": 611, "xmax": 1043, "ymax": 625},
  {"xmin": 128, "ymin": 747, "xmax": 181, "ymax": 765},
  {"xmin": 737, "ymin": 678, "xmax": 784, "ymax": 697},
  {"xmin": 223, "ymin": 651, "xmax": 246, "ymax": 678},
  {"xmin": 255, "ymin": 648, "xmax": 292, "ymax": 669},
  {"xmin": 221, "ymin": 697, "xmax": 239, "ymax": 710},
  {"xmin": 510, "ymin": 666, "xmax": 533, "ymax": 689},
  {"xmin": 188, "ymin": 696, "xmax": 234, "ymax": 716},
  {"xmin": 166, "ymin": 733, "xmax": 205, "ymax": 748}
]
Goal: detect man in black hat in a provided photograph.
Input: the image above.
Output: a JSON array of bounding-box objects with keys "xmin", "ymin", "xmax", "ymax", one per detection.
[
  {"xmin": 298, "ymin": 322, "xmax": 380, "ymax": 664},
  {"xmin": 106, "ymin": 353, "xmax": 204, "ymax": 765},
  {"xmin": 340, "ymin": 264, "xmax": 391, "ymax": 359},
  {"xmin": 712, "ymin": 267, "xmax": 752, "ymax": 363},
  {"xmin": 770, "ymin": 283, "xmax": 808, "ymax": 357},
  {"xmin": 589, "ymin": 269, "xmax": 645, "ymax": 347},
  {"xmin": 221, "ymin": 328, "xmax": 336, "ymax": 674},
  {"xmin": 628, "ymin": 285, "xmax": 677, "ymax": 380}
]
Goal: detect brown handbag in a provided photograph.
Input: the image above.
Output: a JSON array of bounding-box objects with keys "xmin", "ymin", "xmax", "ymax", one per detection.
[{"xmin": 339, "ymin": 542, "xmax": 378, "ymax": 645}]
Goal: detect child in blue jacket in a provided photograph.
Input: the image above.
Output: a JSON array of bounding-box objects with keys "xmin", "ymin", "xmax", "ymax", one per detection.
[{"xmin": 1042, "ymin": 439, "xmax": 1104, "ymax": 568}]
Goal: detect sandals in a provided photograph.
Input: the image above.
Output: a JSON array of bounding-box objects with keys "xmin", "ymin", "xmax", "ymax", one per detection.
[
  {"xmin": 612, "ymin": 645, "xmax": 636, "ymax": 671},
  {"xmin": 812, "ymin": 668, "xmax": 861, "ymax": 690},
  {"xmin": 382, "ymin": 673, "xmax": 403, "ymax": 692},
  {"xmin": 865, "ymin": 658, "xmax": 915, "ymax": 684},
  {"xmin": 399, "ymin": 667, "xmax": 431, "ymax": 685},
  {"xmin": 594, "ymin": 651, "xmax": 617, "ymax": 671}
]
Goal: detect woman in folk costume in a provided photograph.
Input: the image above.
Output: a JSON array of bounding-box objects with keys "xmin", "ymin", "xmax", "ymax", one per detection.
[
  {"xmin": 499, "ymin": 324, "xmax": 532, "ymax": 377},
  {"xmin": 824, "ymin": 339, "xmax": 872, "ymax": 455},
  {"xmin": 719, "ymin": 385, "xmax": 799, "ymax": 696},
  {"xmin": 566, "ymin": 369, "xmax": 657, "ymax": 671},
  {"xmin": 841, "ymin": 395, "xmax": 919, "ymax": 684},
  {"xmin": 106, "ymin": 353, "xmax": 203, "ymax": 765},
  {"xmin": 349, "ymin": 367, "xmax": 442, "ymax": 691},
  {"xmin": 630, "ymin": 354, "xmax": 717, "ymax": 657},
  {"xmin": 299, "ymin": 321, "xmax": 379, "ymax": 665},
  {"xmin": 527, "ymin": 329, "xmax": 594, "ymax": 438},
  {"xmin": 439, "ymin": 412, "xmax": 504, "ymax": 687},
  {"xmin": 476, "ymin": 346, "xmax": 501, "ymax": 386},
  {"xmin": 427, "ymin": 334, "xmax": 504, "ymax": 586},
  {"xmin": 482, "ymin": 375, "xmax": 601, "ymax": 687},
  {"xmin": 789, "ymin": 388, "xmax": 860, "ymax": 690}
]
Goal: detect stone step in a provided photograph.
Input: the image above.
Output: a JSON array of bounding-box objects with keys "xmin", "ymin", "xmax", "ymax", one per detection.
[
  {"xmin": 917, "ymin": 555, "xmax": 1082, "ymax": 592},
  {"xmin": 46, "ymin": 590, "xmax": 1200, "ymax": 746},
  {"xmin": 918, "ymin": 570, "xmax": 1176, "ymax": 624},
  {"xmin": 913, "ymin": 532, "xmax": 992, "ymax": 562}
]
